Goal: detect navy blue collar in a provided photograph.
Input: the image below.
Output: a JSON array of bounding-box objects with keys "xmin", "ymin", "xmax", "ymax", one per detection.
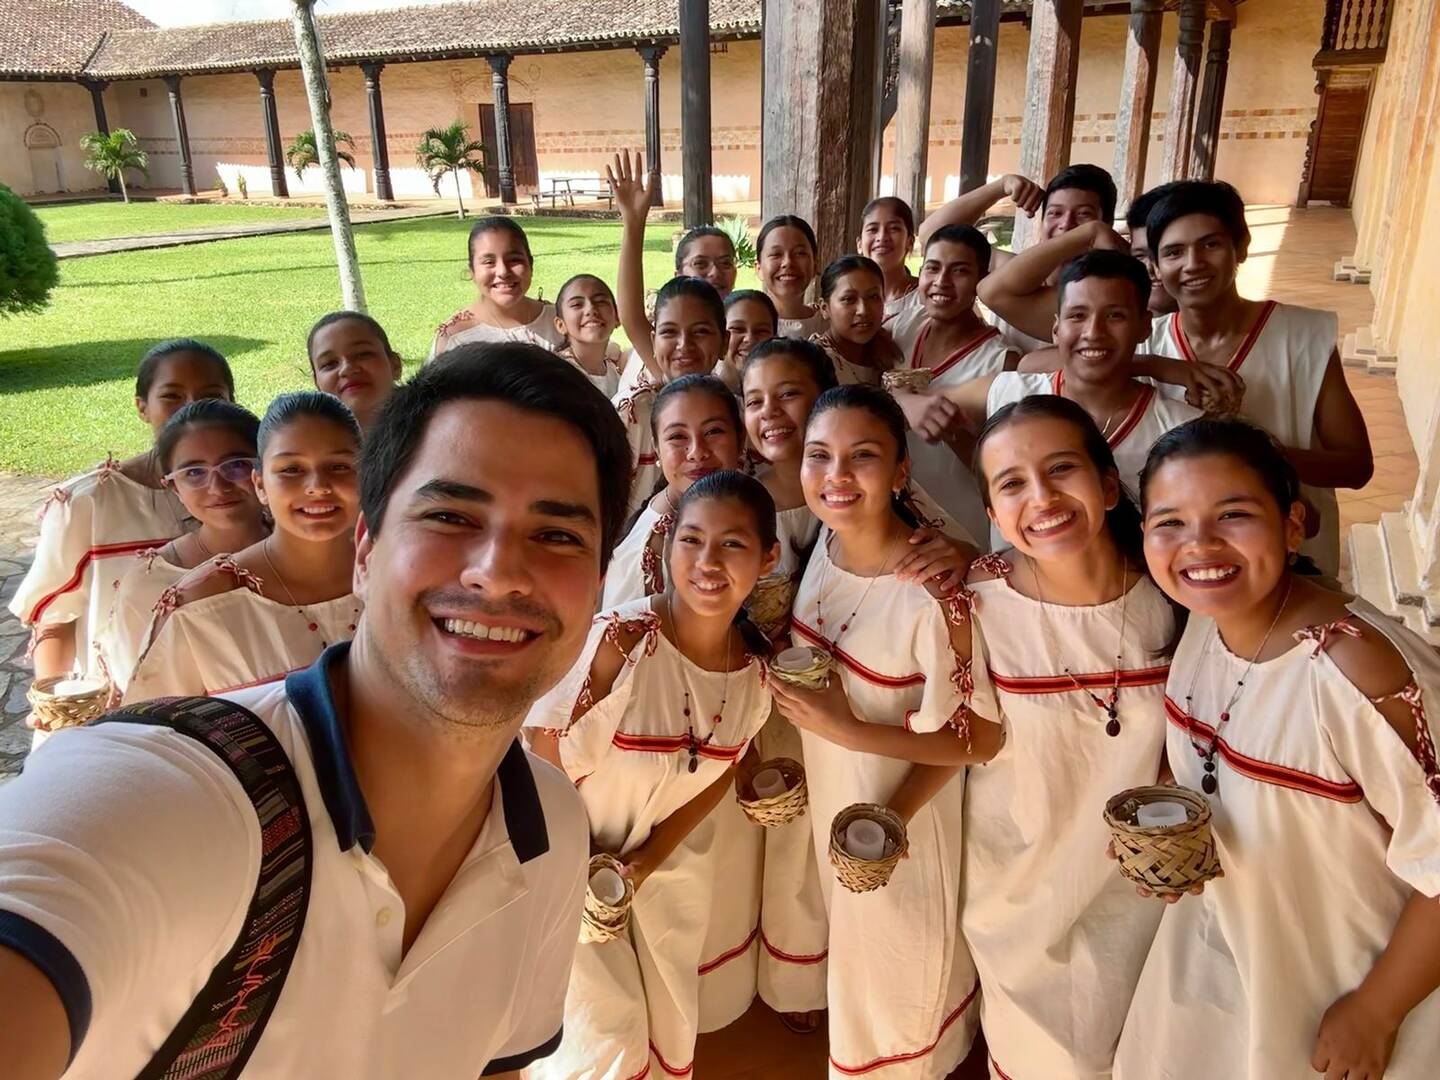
[{"xmin": 286, "ymin": 642, "xmax": 550, "ymax": 863}]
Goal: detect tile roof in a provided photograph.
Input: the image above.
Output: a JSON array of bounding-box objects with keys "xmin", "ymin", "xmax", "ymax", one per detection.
[
  {"xmin": 3, "ymin": 0, "xmax": 993, "ymax": 82},
  {"xmin": 0, "ymin": 0, "xmax": 153, "ymax": 78}
]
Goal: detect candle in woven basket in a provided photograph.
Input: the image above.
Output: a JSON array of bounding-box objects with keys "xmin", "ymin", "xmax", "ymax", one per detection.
[
  {"xmin": 589, "ymin": 866, "xmax": 626, "ymax": 906},
  {"xmin": 774, "ymin": 647, "xmax": 814, "ymax": 672},
  {"xmin": 1136, "ymin": 801, "xmax": 1188, "ymax": 828},
  {"xmin": 845, "ymin": 818, "xmax": 888, "ymax": 861},
  {"xmin": 51, "ymin": 677, "xmax": 104, "ymax": 698},
  {"xmin": 752, "ymin": 767, "xmax": 787, "ymax": 799}
]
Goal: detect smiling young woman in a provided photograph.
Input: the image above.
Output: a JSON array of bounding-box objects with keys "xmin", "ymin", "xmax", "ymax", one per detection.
[{"xmin": 124, "ymin": 391, "xmax": 363, "ymax": 702}]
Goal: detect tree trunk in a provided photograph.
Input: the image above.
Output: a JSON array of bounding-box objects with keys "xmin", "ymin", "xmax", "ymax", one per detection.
[
  {"xmin": 118, "ymin": 170, "xmax": 129, "ymax": 204},
  {"xmin": 291, "ymin": 0, "xmax": 366, "ymax": 311},
  {"xmin": 453, "ymin": 168, "xmax": 466, "ymax": 219}
]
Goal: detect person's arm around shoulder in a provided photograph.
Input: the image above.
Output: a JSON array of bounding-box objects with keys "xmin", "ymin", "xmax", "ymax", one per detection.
[
  {"xmin": 976, "ymin": 220, "xmax": 1123, "ymax": 342},
  {"xmin": 916, "ymin": 174, "xmax": 1044, "ymax": 251},
  {"xmin": 0, "ymin": 725, "xmax": 259, "ymax": 1078}
]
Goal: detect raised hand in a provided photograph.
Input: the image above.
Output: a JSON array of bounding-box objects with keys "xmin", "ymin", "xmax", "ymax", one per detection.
[
  {"xmin": 1002, "ymin": 174, "xmax": 1046, "ymax": 218},
  {"xmin": 605, "ymin": 149, "xmax": 653, "ymax": 222}
]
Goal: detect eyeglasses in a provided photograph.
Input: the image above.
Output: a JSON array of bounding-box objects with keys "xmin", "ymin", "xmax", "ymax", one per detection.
[
  {"xmin": 163, "ymin": 458, "xmax": 258, "ymax": 492},
  {"xmin": 683, "ymin": 256, "xmax": 736, "ymax": 274}
]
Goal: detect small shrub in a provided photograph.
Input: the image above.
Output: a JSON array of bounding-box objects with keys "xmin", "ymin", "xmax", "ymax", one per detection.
[
  {"xmin": 0, "ymin": 182, "xmax": 59, "ymax": 316},
  {"xmin": 216, "ymin": 170, "xmax": 229, "ymax": 197},
  {"xmin": 717, "ymin": 215, "xmax": 757, "ymax": 268},
  {"xmin": 236, "ymin": 173, "xmax": 248, "ymax": 199}
]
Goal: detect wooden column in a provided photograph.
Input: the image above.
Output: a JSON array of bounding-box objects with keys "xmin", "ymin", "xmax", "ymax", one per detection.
[
  {"xmin": 1012, "ymin": 0, "xmax": 1083, "ymax": 249},
  {"xmin": 893, "ymin": 0, "xmax": 936, "ymax": 216},
  {"xmin": 639, "ymin": 46, "xmax": 667, "ymax": 207},
  {"xmin": 679, "ymin": 0, "xmax": 713, "ymax": 227},
  {"xmin": 1189, "ymin": 19, "xmax": 1233, "ymax": 180},
  {"xmin": 1112, "ymin": 0, "xmax": 1163, "ymax": 212},
  {"xmin": 1159, "ymin": 0, "xmax": 1206, "ymax": 182},
  {"xmin": 762, "ymin": 0, "xmax": 883, "ymax": 269},
  {"xmin": 82, "ymin": 80, "xmax": 120, "ymax": 194},
  {"xmin": 255, "ymin": 69, "xmax": 289, "ymax": 198},
  {"xmin": 360, "ymin": 61, "xmax": 393, "ymax": 202},
  {"xmin": 487, "ymin": 53, "xmax": 517, "ymax": 205},
  {"xmin": 163, "ymin": 75, "xmax": 196, "ymax": 196},
  {"xmin": 960, "ymin": 0, "xmax": 1001, "ymax": 193}
]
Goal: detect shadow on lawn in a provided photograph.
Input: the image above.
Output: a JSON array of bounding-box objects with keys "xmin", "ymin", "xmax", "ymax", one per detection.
[{"xmin": 0, "ymin": 336, "xmax": 268, "ymax": 395}]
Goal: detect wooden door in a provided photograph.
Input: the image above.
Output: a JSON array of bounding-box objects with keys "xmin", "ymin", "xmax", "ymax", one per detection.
[
  {"xmin": 1308, "ymin": 68, "xmax": 1374, "ymax": 205},
  {"xmin": 478, "ymin": 102, "xmax": 539, "ymax": 197}
]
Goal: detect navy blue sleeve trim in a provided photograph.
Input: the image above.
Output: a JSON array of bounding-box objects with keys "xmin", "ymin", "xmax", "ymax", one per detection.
[
  {"xmin": 482, "ymin": 1026, "xmax": 563, "ymax": 1074},
  {"xmin": 0, "ymin": 909, "xmax": 92, "ymax": 1065}
]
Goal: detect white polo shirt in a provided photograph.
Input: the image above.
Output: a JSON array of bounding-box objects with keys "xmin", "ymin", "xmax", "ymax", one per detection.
[{"xmin": 0, "ymin": 643, "xmax": 588, "ymax": 1078}]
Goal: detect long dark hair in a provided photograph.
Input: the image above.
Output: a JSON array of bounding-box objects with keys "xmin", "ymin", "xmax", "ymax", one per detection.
[
  {"xmin": 1140, "ymin": 417, "xmax": 1300, "ymax": 514},
  {"xmin": 742, "ymin": 336, "xmax": 839, "ymax": 395},
  {"xmin": 972, "ymin": 395, "xmax": 1143, "ymax": 561},
  {"xmin": 257, "ymin": 390, "xmax": 361, "ymax": 458},
  {"xmin": 807, "ymin": 384, "xmax": 920, "ymax": 529},
  {"xmin": 136, "ymin": 338, "xmax": 234, "ymax": 399},
  {"xmin": 466, "ymin": 215, "xmax": 532, "ymax": 266},
  {"xmin": 156, "ymin": 399, "xmax": 260, "ymax": 472},
  {"xmin": 675, "ymin": 469, "xmax": 777, "ymax": 655},
  {"xmin": 757, "ymin": 214, "xmax": 818, "ymax": 260},
  {"xmin": 819, "ymin": 254, "xmax": 884, "ymax": 301},
  {"xmin": 654, "ymin": 275, "xmax": 726, "ymax": 334}
]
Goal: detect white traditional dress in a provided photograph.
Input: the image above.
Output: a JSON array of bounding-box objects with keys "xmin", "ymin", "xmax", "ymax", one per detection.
[
  {"xmin": 557, "ymin": 341, "xmax": 624, "ymax": 397},
  {"xmin": 752, "ymin": 504, "xmax": 831, "ymax": 1013},
  {"xmin": 428, "ymin": 301, "xmax": 565, "ymax": 359},
  {"xmin": 9, "ymin": 456, "xmax": 192, "ymax": 687},
  {"xmin": 790, "ymin": 533, "xmax": 981, "ymax": 1079},
  {"xmin": 986, "ymin": 371, "xmax": 1202, "ymax": 501},
  {"xmin": 613, "ymin": 376, "xmax": 662, "ymax": 519},
  {"xmin": 883, "ymin": 286, "xmax": 921, "ymax": 326},
  {"xmin": 810, "ymin": 332, "xmax": 886, "ymax": 387},
  {"xmin": 123, "ymin": 558, "xmax": 361, "ymax": 701},
  {"xmin": 778, "ymin": 311, "xmax": 830, "ymax": 339},
  {"xmin": 523, "ymin": 601, "xmax": 771, "ymax": 1080},
  {"xmin": 963, "ymin": 555, "xmax": 1172, "ymax": 1080},
  {"xmin": 602, "ymin": 505, "xmax": 672, "ymax": 611},
  {"xmin": 93, "ymin": 548, "xmax": 188, "ymax": 697},
  {"xmin": 1114, "ymin": 597, "xmax": 1440, "ymax": 1080},
  {"xmin": 1145, "ymin": 301, "xmax": 1340, "ymax": 574},
  {"xmin": 892, "ymin": 320, "xmax": 1014, "ymax": 544}
]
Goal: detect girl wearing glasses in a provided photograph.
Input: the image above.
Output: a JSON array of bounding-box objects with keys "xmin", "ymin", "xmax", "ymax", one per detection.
[
  {"xmin": 124, "ymin": 392, "xmax": 362, "ymax": 702},
  {"xmin": 9, "ymin": 340, "xmax": 235, "ymax": 714},
  {"xmin": 95, "ymin": 401, "xmax": 268, "ymax": 696}
]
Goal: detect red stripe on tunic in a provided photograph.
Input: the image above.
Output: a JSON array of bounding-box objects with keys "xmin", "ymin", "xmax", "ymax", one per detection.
[
  {"xmin": 610, "ymin": 731, "xmax": 748, "ymax": 762},
  {"xmin": 26, "ymin": 538, "xmax": 177, "ymax": 623},
  {"xmin": 1171, "ymin": 300, "xmax": 1277, "ymax": 373},
  {"xmin": 791, "ymin": 618, "xmax": 925, "ymax": 689},
  {"xmin": 830, "ymin": 977, "xmax": 981, "ymax": 1075},
  {"xmin": 909, "ymin": 323, "xmax": 1003, "ymax": 380},
  {"xmin": 1051, "ymin": 371, "xmax": 1155, "ymax": 450},
  {"xmin": 760, "ymin": 928, "xmax": 828, "ymax": 966},
  {"xmin": 989, "ymin": 664, "xmax": 1170, "ymax": 695},
  {"xmin": 1164, "ymin": 695, "xmax": 1363, "ymax": 802},
  {"xmin": 698, "ymin": 924, "xmax": 760, "ymax": 975},
  {"xmin": 649, "ymin": 1042, "xmax": 694, "ymax": 1077}
]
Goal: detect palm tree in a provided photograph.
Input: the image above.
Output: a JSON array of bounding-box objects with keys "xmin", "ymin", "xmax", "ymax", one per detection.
[
  {"xmin": 285, "ymin": 129, "xmax": 356, "ymax": 182},
  {"xmin": 79, "ymin": 129, "xmax": 148, "ymax": 203},
  {"xmin": 415, "ymin": 121, "xmax": 487, "ymax": 218}
]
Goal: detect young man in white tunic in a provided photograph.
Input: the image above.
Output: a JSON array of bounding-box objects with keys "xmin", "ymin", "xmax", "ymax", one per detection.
[
  {"xmin": 1121, "ymin": 418, "xmax": 1440, "ymax": 1080},
  {"xmin": 966, "ymin": 396, "xmax": 1175, "ymax": 1080},
  {"xmin": 1141, "ymin": 180, "xmax": 1373, "ymax": 577},
  {"xmin": 941, "ymin": 251, "xmax": 1202, "ymax": 503},
  {"xmin": 0, "ymin": 345, "xmax": 634, "ymax": 1079}
]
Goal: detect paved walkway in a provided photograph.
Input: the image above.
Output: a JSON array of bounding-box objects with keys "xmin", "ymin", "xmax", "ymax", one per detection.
[
  {"xmin": 0, "ymin": 474, "xmax": 61, "ymax": 778},
  {"xmin": 51, "ymin": 205, "xmax": 451, "ymax": 258}
]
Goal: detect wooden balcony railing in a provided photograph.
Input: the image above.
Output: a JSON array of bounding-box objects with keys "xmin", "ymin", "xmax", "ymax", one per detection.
[{"xmin": 1315, "ymin": 0, "xmax": 1393, "ymax": 66}]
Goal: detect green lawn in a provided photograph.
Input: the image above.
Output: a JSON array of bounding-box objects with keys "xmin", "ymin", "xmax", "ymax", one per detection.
[
  {"xmin": 2, "ymin": 215, "xmax": 757, "ymax": 476},
  {"xmin": 35, "ymin": 200, "xmax": 329, "ymax": 245}
]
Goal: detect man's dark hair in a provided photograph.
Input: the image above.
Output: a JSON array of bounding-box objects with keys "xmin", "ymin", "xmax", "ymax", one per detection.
[
  {"xmin": 361, "ymin": 343, "xmax": 633, "ymax": 570},
  {"xmin": 1044, "ymin": 164, "xmax": 1118, "ymax": 225},
  {"xmin": 1056, "ymin": 250, "xmax": 1153, "ymax": 313},
  {"xmin": 922, "ymin": 223, "xmax": 993, "ymax": 275},
  {"xmin": 1145, "ymin": 180, "xmax": 1250, "ymax": 261},
  {"xmin": 1124, "ymin": 181, "xmax": 1183, "ymax": 232}
]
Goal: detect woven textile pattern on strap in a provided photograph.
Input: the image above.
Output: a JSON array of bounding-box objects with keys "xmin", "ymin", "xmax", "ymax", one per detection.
[{"xmin": 96, "ymin": 696, "xmax": 313, "ymax": 1080}]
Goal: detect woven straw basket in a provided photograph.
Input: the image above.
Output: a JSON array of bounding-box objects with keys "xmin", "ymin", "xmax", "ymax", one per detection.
[
  {"xmin": 829, "ymin": 803, "xmax": 909, "ymax": 893},
  {"xmin": 579, "ymin": 853, "xmax": 635, "ymax": 945},
  {"xmin": 769, "ymin": 646, "xmax": 833, "ymax": 692},
  {"xmin": 1104, "ymin": 785, "xmax": 1222, "ymax": 895},
  {"xmin": 882, "ymin": 369, "xmax": 934, "ymax": 394},
  {"xmin": 747, "ymin": 574, "xmax": 798, "ymax": 640},
  {"xmin": 27, "ymin": 675, "xmax": 110, "ymax": 733},
  {"xmin": 737, "ymin": 757, "xmax": 808, "ymax": 828}
]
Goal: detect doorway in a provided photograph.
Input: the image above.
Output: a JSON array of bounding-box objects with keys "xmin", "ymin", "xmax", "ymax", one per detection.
[
  {"xmin": 24, "ymin": 123, "xmax": 64, "ymax": 194},
  {"xmin": 1303, "ymin": 67, "xmax": 1374, "ymax": 206},
  {"xmin": 478, "ymin": 102, "xmax": 539, "ymax": 198}
]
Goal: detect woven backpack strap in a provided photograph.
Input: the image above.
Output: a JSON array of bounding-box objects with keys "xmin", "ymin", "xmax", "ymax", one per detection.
[{"xmin": 96, "ymin": 695, "xmax": 313, "ymax": 1080}]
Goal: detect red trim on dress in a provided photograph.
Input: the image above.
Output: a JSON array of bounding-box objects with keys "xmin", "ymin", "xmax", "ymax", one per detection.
[
  {"xmin": 990, "ymin": 664, "xmax": 1170, "ymax": 695},
  {"xmin": 990, "ymin": 1054, "xmax": 1016, "ymax": 1080},
  {"xmin": 25, "ymin": 538, "xmax": 178, "ymax": 623},
  {"xmin": 649, "ymin": 1041, "xmax": 694, "ymax": 1077},
  {"xmin": 698, "ymin": 924, "xmax": 760, "ymax": 975},
  {"xmin": 611, "ymin": 730, "xmax": 749, "ymax": 763},
  {"xmin": 830, "ymin": 977, "xmax": 981, "ymax": 1076},
  {"xmin": 791, "ymin": 618, "xmax": 926, "ymax": 689},
  {"xmin": 1051, "ymin": 371, "xmax": 1155, "ymax": 450},
  {"xmin": 621, "ymin": 1062, "xmax": 651, "ymax": 1080},
  {"xmin": 1163, "ymin": 696, "xmax": 1364, "ymax": 802},
  {"xmin": 1170, "ymin": 300, "xmax": 1278, "ymax": 373},
  {"xmin": 759, "ymin": 928, "xmax": 828, "ymax": 966},
  {"xmin": 909, "ymin": 323, "xmax": 1002, "ymax": 380}
]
